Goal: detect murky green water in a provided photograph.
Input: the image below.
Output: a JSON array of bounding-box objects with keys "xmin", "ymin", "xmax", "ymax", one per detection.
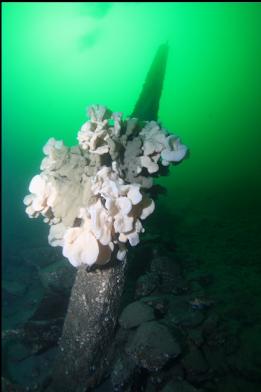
[
  {"xmin": 3, "ymin": 2, "xmax": 261, "ymax": 238},
  {"xmin": 2, "ymin": 2, "xmax": 261, "ymax": 390}
]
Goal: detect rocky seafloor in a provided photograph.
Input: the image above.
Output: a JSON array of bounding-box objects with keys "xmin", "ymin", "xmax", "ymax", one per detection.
[{"xmin": 2, "ymin": 204, "xmax": 261, "ymax": 392}]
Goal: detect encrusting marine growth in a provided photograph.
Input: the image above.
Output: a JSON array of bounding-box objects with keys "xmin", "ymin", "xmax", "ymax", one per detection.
[{"xmin": 24, "ymin": 104, "xmax": 188, "ymax": 267}]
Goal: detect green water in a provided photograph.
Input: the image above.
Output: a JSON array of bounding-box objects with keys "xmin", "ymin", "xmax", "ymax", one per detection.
[
  {"xmin": 2, "ymin": 2, "xmax": 261, "ymax": 390},
  {"xmin": 3, "ymin": 2, "xmax": 261, "ymax": 224}
]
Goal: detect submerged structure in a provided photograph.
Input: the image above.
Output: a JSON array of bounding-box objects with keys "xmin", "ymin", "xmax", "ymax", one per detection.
[{"xmin": 23, "ymin": 43, "xmax": 189, "ymax": 391}]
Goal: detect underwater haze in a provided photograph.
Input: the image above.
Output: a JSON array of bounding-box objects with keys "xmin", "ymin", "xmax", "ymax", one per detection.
[
  {"xmin": 3, "ymin": 2, "xmax": 261, "ymax": 243},
  {"xmin": 2, "ymin": 2, "xmax": 261, "ymax": 391}
]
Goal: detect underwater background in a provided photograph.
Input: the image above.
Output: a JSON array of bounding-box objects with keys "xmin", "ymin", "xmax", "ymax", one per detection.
[{"xmin": 2, "ymin": 2, "xmax": 261, "ymax": 391}]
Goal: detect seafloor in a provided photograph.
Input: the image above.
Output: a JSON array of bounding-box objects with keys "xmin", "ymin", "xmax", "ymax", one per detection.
[{"xmin": 2, "ymin": 190, "xmax": 261, "ymax": 392}]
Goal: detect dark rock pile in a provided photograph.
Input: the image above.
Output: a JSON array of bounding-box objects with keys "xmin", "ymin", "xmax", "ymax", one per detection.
[
  {"xmin": 95, "ymin": 247, "xmax": 259, "ymax": 392},
  {"xmin": 2, "ymin": 247, "xmax": 76, "ymax": 391},
  {"xmin": 2, "ymin": 243, "xmax": 261, "ymax": 391}
]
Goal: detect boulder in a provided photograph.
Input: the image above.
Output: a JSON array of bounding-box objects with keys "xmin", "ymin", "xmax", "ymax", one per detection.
[
  {"xmin": 119, "ymin": 301, "xmax": 155, "ymax": 329},
  {"xmin": 126, "ymin": 321, "xmax": 181, "ymax": 371},
  {"xmin": 166, "ymin": 296, "xmax": 205, "ymax": 328},
  {"xmin": 38, "ymin": 259, "xmax": 76, "ymax": 294}
]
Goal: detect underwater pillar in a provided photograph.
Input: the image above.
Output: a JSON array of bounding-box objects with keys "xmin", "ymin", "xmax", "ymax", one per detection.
[
  {"xmin": 131, "ymin": 42, "xmax": 168, "ymax": 121},
  {"xmin": 45, "ymin": 261, "xmax": 127, "ymax": 392},
  {"xmin": 46, "ymin": 42, "xmax": 168, "ymax": 392}
]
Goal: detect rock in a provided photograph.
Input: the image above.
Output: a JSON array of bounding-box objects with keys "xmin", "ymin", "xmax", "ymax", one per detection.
[
  {"xmin": 166, "ymin": 296, "xmax": 205, "ymax": 328},
  {"xmin": 197, "ymin": 274, "xmax": 214, "ymax": 288},
  {"xmin": 38, "ymin": 259, "xmax": 76, "ymax": 294},
  {"xmin": 223, "ymin": 333, "xmax": 240, "ymax": 356},
  {"xmin": 114, "ymin": 326, "xmax": 133, "ymax": 350},
  {"xmin": 148, "ymin": 362, "xmax": 185, "ymax": 389},
  {"xmin": 26, "ymin": 261, "xmax": 75, "ymax": 323},
  {"xmin": 204, "ymin": 327, "xmax": 228, "ymax": 349},
  {"xmin": 21, "ymin": 247, "xmax": 63, "ymax": 269},
  {"xmin": 135, "ymin": 273, "xmax": 158, "ymax": 299},
  {"xmin": 141, "ymin": 296, "xmax": 169, "ymax": 317},
  {"xmin": 111, "ymin": 352, "xmax": 137, "ymax": 390},
  {"xmin": 168, "ymin": 363, "xmax": 185, "ymax": 381},
  {"xmin": 202, "ymin": 313, "xmax": 220, "ymax": 339},
  {"xmin": 202, "ymin": 345, "xmax": 228, "ymax": 375},
  {"xmin": 7, "ymin": 345, "xmax": 57, "ymax": 389},
  {"xmin": 188, "ymin": 281, "xmax": 205, "ymax": 297},
  {"xmin": 145, "ymin": 379, "xmax": 157, "ymax": 392},
  {"xmin": 2, "ymin": 329, "xmax": 25, "ymax": 342},
  {"xmin": 126, "ymin": 321, "xmax": 181, "ymax": 371},
  {"xmin": 161, "ymin": 380, "xmax": 198, "ymax": 392},
  {"xmin": 171, "ymin": 277, "xmax": 189, "ymax": 295},
  {"xmin": 208, "ymin": 375, "xmax": 258, "ymax": 392},
  {"xmin": 227, "ymin": 353, "xmax": 261, "ymax": 382},
  {"xmin": 148, "ymin": 370, "xmax": 165, "ymax": 388},
  {"xmin": 150, "ymin": 256, "xmax": 186, "ymax": 294},
  {"xmin": 181, "ymin": 346, "xmax": 209, "ymax": 381},
  {"xmin": 150, "ymin": 256, "xmax": 181, "ymax": 277},
  {"xmin": 119, "ymin": 301, "xmax": 155, "ymax": 329},
  {"xmin": 2, "ymin": 318, "xmax": 63, "ymax": 359},
  {"xmin": 187, "ymin": 328, "xmax": 204, "ymax": 347},
  {"xmin": 23, "ymin": 318, "xmax": 64, "ymax": 354},
  {"xmin": 226, "ymin": 326, "xmax": 261, "ymax": 382},
  {"xmin": 5, "ymin": 341, "xmax": 30, "ymax": 363},
  {"xmin": 30, "ymin": 291, "xmax": 70, "ymax": 320},
  {"xmin": 2, "ymin": 280, "xmax": 27, "ymax": 297},
  {"xmin": 1, "ymin": 377, "xmax": 24, "ymax": 392},
  {"xmin": 93, "ymin": 378, "xmax": 114, "ymax": 392}
]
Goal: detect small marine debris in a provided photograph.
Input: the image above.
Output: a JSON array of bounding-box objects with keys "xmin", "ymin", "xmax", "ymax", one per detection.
[{"xmin": 189, "ymin": 297, "xmax": 215, "ymax": 310}]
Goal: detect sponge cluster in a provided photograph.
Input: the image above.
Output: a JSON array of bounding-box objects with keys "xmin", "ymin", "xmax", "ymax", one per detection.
[{"xmin": 24, "ymin": 105, "xmax": 188, "ymax": 267}]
